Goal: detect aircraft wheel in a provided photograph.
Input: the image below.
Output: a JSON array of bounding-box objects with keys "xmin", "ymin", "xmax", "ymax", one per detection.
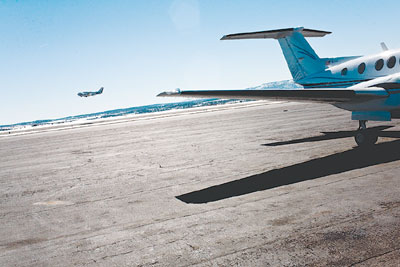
[
  {"xmin": 354, "ymin": 130, "xmax": 378, "ymax": 147},
  {"xmin": 369, "ymin": 132, "xmax": 378, "ymax": 144}
]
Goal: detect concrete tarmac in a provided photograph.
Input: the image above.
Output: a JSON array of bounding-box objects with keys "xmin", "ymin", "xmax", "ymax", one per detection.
[{"xmin": 1, "ymin": 101, "xmax": 399, "ymax": 266}]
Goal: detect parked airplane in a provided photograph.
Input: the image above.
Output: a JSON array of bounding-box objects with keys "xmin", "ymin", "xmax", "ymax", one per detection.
[
  {"xmin": 158, "ymin": 27, "xmax": 400, "ymax": 146},
  {"xmin": 78, "ymin": 87, "xmax": 104, "ymax": 97}
]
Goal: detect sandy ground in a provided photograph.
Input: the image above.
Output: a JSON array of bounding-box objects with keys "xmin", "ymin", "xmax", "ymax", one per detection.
[{"xmin": 0, "ymin": 101, "xmax": 399, "ymax": 266}]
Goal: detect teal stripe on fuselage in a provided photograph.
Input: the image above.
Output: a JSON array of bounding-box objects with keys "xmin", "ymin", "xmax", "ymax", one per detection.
[{"xmin": 301, "ymin": 79, "xmax": 372, "ymax": 88}]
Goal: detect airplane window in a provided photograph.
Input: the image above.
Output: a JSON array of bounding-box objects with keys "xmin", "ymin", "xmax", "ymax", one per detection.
[
  {"xmin": 358, "ymin": 63, "xmax": 366, "ymax": 74},
  {"xmin": 375, "ymin": 59, "xmax": 384, "ymax": 71},
  {"xmin": 341, "ymin": 68, "xmax": 348, "ymax": 76},
  {"xmin": 387, "ymin": 56, "xmax": 396, "ymax": 68}
]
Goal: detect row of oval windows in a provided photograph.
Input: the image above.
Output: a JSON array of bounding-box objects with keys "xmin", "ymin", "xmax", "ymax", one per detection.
[{"xmin": 341, "ymin": 56, "xmax": 397, "ymax": 76}]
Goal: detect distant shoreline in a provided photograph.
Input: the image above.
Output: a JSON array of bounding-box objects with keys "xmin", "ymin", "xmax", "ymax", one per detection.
[
  {"xmin": 1, "ymin": 80, "xmax": 301, "ymax": 133},
  {"xmin": 0, "ymin": 98, "xmax": 249, "ymax": 133},
  {"xmin": 1, "ymin": 100, "xmax": 286, "ymax": 137},
  {"xmin": 1, "ymin": 80, "xmax": 301, "ymax": 137}
]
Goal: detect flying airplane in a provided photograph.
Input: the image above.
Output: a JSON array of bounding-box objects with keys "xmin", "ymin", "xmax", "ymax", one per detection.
[
  {"xmin": 78, "ymin": 87, "xmax": 104, "ymax": 97},
  {"xmin": 158, "ymin": 27, "xmax": 400, "ymax": 147}
]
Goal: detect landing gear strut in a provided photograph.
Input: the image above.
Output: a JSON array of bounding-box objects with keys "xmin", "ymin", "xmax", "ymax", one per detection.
[{"xmin": 354, "ymin": 120, "xmax": 378, "ymax": 147}]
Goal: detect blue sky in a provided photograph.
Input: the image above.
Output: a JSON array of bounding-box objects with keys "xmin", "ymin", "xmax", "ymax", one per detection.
[{"xmin": 1, "ymin": 0, "xmax": 400, "ymax": 124}]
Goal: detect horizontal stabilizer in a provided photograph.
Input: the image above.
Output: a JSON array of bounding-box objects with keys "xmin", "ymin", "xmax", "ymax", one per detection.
[
  {"xmin": 221, "ymin": 27, "xmax": 331, "ymax": 40},
  {"xmin": 157, "ymin": 88, "xmax": 388, "ymax": 104}
]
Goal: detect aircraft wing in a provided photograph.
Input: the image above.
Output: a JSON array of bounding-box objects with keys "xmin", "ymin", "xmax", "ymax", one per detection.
[{"xmin": 157, "ymin": 88, "xmax": 388, "ymax": 103}]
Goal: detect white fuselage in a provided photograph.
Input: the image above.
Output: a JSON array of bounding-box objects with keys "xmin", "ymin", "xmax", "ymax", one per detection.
[
  {"xmin": 296, "ymin": 49, "xmax": 400, "ymax": 117},
  {"xmin": 299, "ymin": 49, "xmax": 400, "ymax": 89}
]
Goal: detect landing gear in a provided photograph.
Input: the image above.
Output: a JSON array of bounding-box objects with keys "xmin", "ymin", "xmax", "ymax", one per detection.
[{"xmin": 354, "ymin": 120, "xmax": 378, "ymax": 147}]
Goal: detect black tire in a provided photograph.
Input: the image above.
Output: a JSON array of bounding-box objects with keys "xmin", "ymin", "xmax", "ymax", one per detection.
[
  {"xmin": 354, "ymin": 130, "xmax": 378, "ymax": 147},
  {"xmin": 369, "ymin": 132, "xmax": 378, "ymax": 144}
]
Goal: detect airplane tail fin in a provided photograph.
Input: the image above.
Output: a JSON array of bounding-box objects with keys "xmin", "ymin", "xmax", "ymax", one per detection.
[
  {"xmin": 98, "ymin": 87, "xmax": 104, "ymax": 93},
  {"xmin": 221, "ymin": 27, "xmax": 331, "ymax": 82}
]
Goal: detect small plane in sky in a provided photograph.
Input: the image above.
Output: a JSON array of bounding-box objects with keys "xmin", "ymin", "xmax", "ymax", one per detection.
[
  {"xmin": 78, "ymin": 87, "xmax": 104, "ymax": 97},
  {"xmin": 158, "ymin": 27, "xmax": 400, "ymax": 147}
]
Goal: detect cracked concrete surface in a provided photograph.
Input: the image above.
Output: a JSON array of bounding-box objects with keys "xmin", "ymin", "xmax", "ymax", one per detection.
[{"xmin": 0, "ymin": 101, "xmax": 399, "ymax": 266}]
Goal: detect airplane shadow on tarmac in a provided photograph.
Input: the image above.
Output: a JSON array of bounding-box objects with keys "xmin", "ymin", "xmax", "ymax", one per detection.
[
  {"xmin": 262, "ymin": 125, "xmax": 395, "ymax": 146},
  {"xmin": 177, "ymin": 129, "xmax": 400, "ymax": 204}
]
